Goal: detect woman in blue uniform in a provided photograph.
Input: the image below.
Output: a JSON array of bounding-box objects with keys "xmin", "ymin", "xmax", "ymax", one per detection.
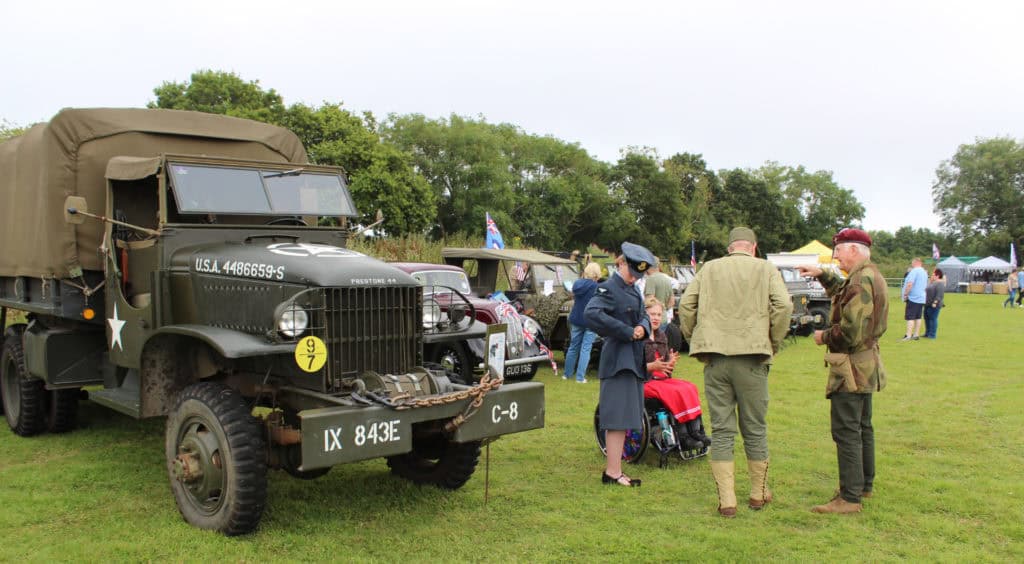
[{"xmin": 585, "ymin": 242, "xmax": 655, "ymax": 487}]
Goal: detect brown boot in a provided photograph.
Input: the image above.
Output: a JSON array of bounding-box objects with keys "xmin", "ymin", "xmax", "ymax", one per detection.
[
  {"xmin": 711, "ymin": 460, "xmax": 737, "ymax": 517},
  {"xmin": 833, "ymin": 487, "xmax": 872, "ymax": 500},
  {"xmin": 812, "ymin": 497, "xmax": 863, "ymax": 514},
  {"xmin": 747, "ymin": 459, "xmax": 772, "ymax": 510}
]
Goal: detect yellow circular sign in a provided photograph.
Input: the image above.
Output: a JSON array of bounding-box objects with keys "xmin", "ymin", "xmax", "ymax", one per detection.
[{"xmin": 294, "ymin": 336, "xmax": 328, "ymax": 373}]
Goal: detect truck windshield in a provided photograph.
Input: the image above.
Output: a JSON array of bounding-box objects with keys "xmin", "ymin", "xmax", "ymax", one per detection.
[{"xmin": 168, "ymin": 163, "xmax": 358, "ymax": 217}]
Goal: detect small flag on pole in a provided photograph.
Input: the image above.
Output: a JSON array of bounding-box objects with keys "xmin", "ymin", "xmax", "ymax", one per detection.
[
  {"xmin": 932, "ymin": 243, "xmax": 940, "ymax": 261},
  {"xmin": 690, "ymin": 240, "xmax": 697, "ymax": 269},
  {"xmin": 514, "ymin": 261, "xmax": 527, "ymax": 282},
  {"xmin": 1011, "ymin": 243, "xmax": 1018, "ymax": 269},
  {"xmin": 485, "ymin": 212, "xmax": 505, "ymax": 250}
]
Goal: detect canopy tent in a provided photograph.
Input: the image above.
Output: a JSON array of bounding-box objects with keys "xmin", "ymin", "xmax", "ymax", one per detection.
[
  {"xmin": 789, "ymin": 240, "xmax": 836, "ymax": 264},
  {"xmin": 936, "ymin": 256, "xmax": 968, "ymax": 291},
  {"xmin": 969, "ymin": 256, "xmax": 1012, "ymax": 273}
]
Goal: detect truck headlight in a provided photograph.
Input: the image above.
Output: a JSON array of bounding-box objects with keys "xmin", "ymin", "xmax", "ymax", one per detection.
[
  {"xmin": 423, "ymin": 299, "xmax": 442, "ymax": 329},
  {"xmin": 278, "ymin": 305, "xmax": 309, "ymax": 338}
]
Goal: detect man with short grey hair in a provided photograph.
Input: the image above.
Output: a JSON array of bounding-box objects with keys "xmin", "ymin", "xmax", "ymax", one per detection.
[
  {"xmin": 678, "ymin": 226, "xmax": 792, "ymax": 517},
  {"xmin": 798, "ymin": 227, "xmax": 888, "ymax": 514}
]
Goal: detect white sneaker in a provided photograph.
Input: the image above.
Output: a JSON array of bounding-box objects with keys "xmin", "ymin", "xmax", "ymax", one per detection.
[{"xmin": 576, "ymin": 379, "xmax": 588, "ymax": 384}]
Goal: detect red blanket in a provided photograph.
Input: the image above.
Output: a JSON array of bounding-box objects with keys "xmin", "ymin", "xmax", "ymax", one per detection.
[{"xmin": 644, "ymin": 377, "xmax": 702, "ymax": 423}]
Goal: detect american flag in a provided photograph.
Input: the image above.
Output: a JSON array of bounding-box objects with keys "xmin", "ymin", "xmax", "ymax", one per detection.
[{"xmin": 513, "ymin": 261, "xmax": 527, "ymax": 282}]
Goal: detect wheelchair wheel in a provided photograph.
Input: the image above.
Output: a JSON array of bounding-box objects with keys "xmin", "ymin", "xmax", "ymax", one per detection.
[{"xmin": 593, "ymin": 404, "xmax": 649, "ymax": 464}]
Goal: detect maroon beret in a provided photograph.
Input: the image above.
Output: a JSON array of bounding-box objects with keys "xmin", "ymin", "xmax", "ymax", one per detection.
[{"xmin": 832, "ymin": 227, "xmax": 872, "ymax": 247}]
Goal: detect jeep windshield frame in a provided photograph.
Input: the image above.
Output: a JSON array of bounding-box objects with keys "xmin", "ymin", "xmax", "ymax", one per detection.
[{"xmin": 167, "ymin": 161, "xmax": 358, "ymax": 218}]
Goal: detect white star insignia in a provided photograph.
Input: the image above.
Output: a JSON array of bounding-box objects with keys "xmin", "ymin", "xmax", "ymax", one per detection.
[{"xmin": 108, "ymin": 303, "xmax": 126, "ymax": 351}]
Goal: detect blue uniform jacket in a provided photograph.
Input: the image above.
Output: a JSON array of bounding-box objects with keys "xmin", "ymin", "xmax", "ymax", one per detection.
[{"xmin": 584, "ymin": 273, "xmax": 651, "ymax": 380}]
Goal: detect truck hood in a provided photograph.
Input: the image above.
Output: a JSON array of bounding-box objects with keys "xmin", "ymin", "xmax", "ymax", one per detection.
[{"xmin": 180, "ymin": 240, "xmax": 419, "ymax": 287}]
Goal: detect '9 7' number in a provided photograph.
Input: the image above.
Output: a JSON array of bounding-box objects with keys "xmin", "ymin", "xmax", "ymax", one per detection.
[{"xmin": 354, "ymin": 420, "xmax": 400, "ymax": 446}]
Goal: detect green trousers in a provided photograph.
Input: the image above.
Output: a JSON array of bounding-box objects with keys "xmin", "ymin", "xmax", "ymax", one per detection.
[
  {"xmin": 830, "ymin": 392, "xmax": 875, "ymax": 503},
  {"xmin": 704, "ymin": 355, "xmax": 769, "ymax": 461}
]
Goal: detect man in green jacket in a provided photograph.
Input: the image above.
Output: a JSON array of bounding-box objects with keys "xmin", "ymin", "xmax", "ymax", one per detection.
[
  {"xmin": 797, "ymin": 227, "xmax": 888, "ymax": 514},
  {"xmin": 678, "ymin": 227, "xmax": 792, "ymax": 517}
]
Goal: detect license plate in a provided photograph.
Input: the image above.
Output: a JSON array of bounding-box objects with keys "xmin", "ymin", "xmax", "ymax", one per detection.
[{"xmin": 504, "ymin": 363, "xmax": 532, "ymax": 377}]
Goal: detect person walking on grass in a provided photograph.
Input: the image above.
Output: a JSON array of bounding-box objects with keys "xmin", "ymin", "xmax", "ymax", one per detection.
[
  {"xmin": 1016, "ymin": 268, "xmax": 1024, "ymax": 307},
  {"xmin": 1003, "ymin": 269, "xmax": 1018, "ymax": 308},
  {"xmin": 798, "ymin": 228, "xmax": 888, "ymax": 514},
  {"xmin": 678, "ymin": 227, "xmax": 791, "ymax": 517},
  {"xmin": 900, "ymin": 258, "xmax": 927, "ymax": 340},
  {"xmin": 585, "ymin": 242, "xmax": 655, "ymax": 488}
]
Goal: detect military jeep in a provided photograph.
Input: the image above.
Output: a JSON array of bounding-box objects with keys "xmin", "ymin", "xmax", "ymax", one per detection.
[
  {"xmin": 440, "ymin": 248, "xmax": 579, "ymax": 351},
  {"xmin": 0, "ymin": 108, "xmax": 544, "ymax": 535}
]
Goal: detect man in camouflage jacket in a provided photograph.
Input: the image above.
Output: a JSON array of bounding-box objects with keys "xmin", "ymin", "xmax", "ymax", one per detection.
[{"xmin": 797, "ymin": 228, "xmax": 888, "ymax": 514}]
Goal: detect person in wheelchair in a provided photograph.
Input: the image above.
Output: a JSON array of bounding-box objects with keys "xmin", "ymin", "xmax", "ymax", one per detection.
[{"xmin": 642, "ymin": 296, "xmax": 711, "ymax": 450}]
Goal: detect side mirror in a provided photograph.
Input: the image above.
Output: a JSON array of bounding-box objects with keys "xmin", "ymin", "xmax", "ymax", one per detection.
[{"xmin": 64, "ymin": 196, "xmax": 89, "ymax": 225}]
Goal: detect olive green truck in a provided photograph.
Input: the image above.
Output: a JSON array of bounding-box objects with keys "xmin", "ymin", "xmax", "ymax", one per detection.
[{"xmin": 0, "ymin": 108, "xmax": 544, "ymax": 535}]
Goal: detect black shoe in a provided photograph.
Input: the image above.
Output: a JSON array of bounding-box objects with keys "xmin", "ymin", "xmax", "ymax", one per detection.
[{"xmin": 602, "ymin": 472, "xmax": 641, "ymax": 487}]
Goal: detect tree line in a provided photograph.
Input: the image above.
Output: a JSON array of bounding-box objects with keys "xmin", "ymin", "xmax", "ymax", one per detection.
[{"xmin": 3, "ymin": 70, "xmax": 1019, "ymax": 264}]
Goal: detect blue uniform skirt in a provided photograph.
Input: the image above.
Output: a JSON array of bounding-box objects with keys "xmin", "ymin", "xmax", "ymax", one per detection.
[{"xmin": 598, "ymin": 369, "xmax": 645, "ymax": 430}]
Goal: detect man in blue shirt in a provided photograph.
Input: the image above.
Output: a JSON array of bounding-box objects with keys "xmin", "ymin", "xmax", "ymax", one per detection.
[
  {"xmin": 1016, "ymin": 269, "xmax": 1024, "ymax": 307},
  {"xmin": 900, "ymin": 258, "xmax": 928, "ymax": 341}
]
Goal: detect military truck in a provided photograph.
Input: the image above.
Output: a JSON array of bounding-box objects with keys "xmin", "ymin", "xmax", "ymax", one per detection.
[{"xmin": 0, "ymin": 108, "xmax": 544, "ymax": 535}]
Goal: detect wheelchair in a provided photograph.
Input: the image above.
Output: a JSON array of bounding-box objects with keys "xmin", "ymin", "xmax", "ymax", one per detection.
[{"xmin": 594, "ymin": 397, "xmax": 710, "ymax": 468}]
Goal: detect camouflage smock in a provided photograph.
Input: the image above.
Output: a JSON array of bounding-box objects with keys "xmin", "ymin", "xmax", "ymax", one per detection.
[{"xmin": 818, "ymin": 260, "xmax": 888, "ymax": 395}]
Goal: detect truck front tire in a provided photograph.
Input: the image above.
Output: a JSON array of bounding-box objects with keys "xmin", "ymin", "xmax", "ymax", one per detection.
[
  {"xmin": 386, "ymin": 436, "xmax": 481, "ymax": 490},
  {"xmin": 1, "ymin": 326, "xmax": 47, "ymax": 437},
  {"xmin": 165, "ymin": 381, "xmax": 267, "ymax": 536}
]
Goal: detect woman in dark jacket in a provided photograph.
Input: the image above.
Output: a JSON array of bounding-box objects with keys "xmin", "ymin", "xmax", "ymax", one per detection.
[
  {"xmin": 923, "ymin": 268, "xmax": 945, "ymax": 339},
  {"xmin": 563, "ymin": 262, "xmax": 602, "ymax": 383},
  {"xmin": 585, "ymin": 243, "xmax": 655, "ymax": 487}
]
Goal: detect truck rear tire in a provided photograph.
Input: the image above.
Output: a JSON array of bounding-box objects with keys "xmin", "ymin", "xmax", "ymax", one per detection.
[
  {"xmin": 165, "ymin": 381, "xmax": 267, "ymax": 536},
  {"xmin": 1, "ymin": 326, "xmax": 47, "ymax": 437},
  {"xmin": 386, "ymin": 436, "xmax": 481, "ymax": 490},
  {"xmin": 47, "ymin": 388, "xmax": 80, "ymax": 433}
]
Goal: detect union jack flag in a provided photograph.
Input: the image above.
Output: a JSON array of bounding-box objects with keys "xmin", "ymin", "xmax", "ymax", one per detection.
[
  {"xmin": 523, "ymin": 327, "xmax": 557, "ymax": 373},
  {"xmin": 496, "ymin": 302, "xmax": 520, "ymax": 320},
  {"xmin": 690, "ymin": 240, "xmax": 697, "ymax": 269},
  {"xmin": 514, "ymin": 261, "xmax": 527, "ymax": 282}
]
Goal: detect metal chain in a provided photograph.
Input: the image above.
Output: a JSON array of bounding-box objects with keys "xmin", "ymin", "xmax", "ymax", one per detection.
[{"xmin": 388, "ymin": 370, "xmax": 505, "ymax": 430}]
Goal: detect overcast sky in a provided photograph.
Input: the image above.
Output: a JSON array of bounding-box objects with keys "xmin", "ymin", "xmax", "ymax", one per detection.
[{"xmin": 5, "ymin": 0, "xmax": 1023, "ymax": 233}]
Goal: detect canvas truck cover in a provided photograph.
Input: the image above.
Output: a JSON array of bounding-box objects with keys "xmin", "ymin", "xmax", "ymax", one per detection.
[{"xmin": 0, "ymin": 108, "xmax": 307, "ymax": 279}]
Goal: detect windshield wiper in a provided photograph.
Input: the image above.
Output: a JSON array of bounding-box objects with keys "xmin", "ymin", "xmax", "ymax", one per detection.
[{"xmin": 262, "ymin": 168, "xmax": 304, "ymax": 178}]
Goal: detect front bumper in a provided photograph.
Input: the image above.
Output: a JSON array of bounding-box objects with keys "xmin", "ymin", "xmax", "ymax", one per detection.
[{"xmin": 297, "ymin": 381, "xmax": 544, "ymax": 470}]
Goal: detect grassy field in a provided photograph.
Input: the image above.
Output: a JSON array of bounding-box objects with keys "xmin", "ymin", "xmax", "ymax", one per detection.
[{"xmin": 1, "ymin": 290, "xmax": 1022, "ymax": 562}]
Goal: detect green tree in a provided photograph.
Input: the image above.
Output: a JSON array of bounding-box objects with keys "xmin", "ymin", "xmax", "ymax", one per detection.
[
  {"xmin": 382, "ymin": 113, "xmax": 626, "ymax": 251},
  {"xmin": 716, "ymin": 169, "xmax": 802, "ymax": 255},
  {"xmin": 150, "ymin": 70, "xmax": 286, "ymax": 123},
  {"xmin": 0, "ymin": 119, "xmax": 27, "ymax": 142},
  {"xmin": 755, "ymin": 162, "xmax": 865, "ymax": 244},
  {"xmin": 150, "ymin": 71, "xmax": 435, "ymax": 235},
  {"xmin": 607, "ymin": 150, "xmax": 687, "ymax": 258},
  {"xmin": 663, "ymin": 152, "xmax": 726, "ymax": 259},
  {"xmin": 933, "ymin": 137, "xmax": 1024, "ymax": 255}
]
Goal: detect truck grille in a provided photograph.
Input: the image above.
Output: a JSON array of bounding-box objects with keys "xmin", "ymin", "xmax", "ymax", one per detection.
[{"xmin": 310, "ymin": 286, "xmax": 422, "ymax": 379}]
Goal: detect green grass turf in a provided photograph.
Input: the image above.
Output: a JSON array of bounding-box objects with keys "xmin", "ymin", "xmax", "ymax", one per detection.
[{"xmin": 1, "ymin": 290, "xmax": 1022, "ymax": 561}]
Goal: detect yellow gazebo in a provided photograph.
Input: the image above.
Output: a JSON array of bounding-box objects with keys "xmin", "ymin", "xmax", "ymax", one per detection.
[{"xmin": 791, "ymin": 240, "xmax": 838, "ymax": 265}]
